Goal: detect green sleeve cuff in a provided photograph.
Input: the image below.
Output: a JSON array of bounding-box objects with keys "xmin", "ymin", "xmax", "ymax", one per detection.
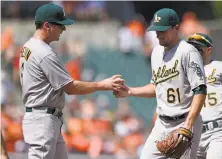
[{"xmin": 193, "ymin": 84, "xmax": 207, "ymax": 95}]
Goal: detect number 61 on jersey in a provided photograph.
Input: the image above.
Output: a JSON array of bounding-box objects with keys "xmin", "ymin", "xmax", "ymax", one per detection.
[{"xmin": 167, "ymin": 88, "xmax": 181, "ymax": 104}]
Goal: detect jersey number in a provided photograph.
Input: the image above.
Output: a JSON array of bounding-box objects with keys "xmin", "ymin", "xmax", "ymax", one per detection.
[
  {"xmin": 167, "ymin": 88, "xmax": 181, "ymax": 103},
  {"xmin": 204, "ymin": 92, "xmax": 217, "ymax": 107}
]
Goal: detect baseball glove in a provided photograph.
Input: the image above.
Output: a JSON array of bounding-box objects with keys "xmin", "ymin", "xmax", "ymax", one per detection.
[{"xmin": 156, "ymin": 127, "xmax": 193, "ymax": 159}]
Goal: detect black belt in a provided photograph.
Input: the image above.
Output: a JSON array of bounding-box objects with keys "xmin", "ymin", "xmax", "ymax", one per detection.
[
  {"xmin": 26, "ymin": 107, "xmax": 63, "ymax": 118},
  {"xmin": 159, "ymin": 113, "xmax": 187, "ymax": 121},
  {"xmin": 202, "ymin": 120, "xmax": 222, "ymax": 133}
]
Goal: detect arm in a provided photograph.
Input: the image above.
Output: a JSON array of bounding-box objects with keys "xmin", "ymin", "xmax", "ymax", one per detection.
[
  {"xmin": 64, "ymin": 75, "xmax": 125, "ymax": 95},
  {"xmin": 1, "ymin": 132, "xmax": 9, "ymax": 159},
  {"xmin": 182, "ymin": 49, "xmax": 207, "ymax": 130},
  {"xmin": 114, "ymin": 83, "xmax": 156, "ymax": 98},
  {"xmin": 39, "ymin": 54, "xmax": 125, "ymax": 95},
  {"xmin": 129, "ymin": 83, "xmax": 156, "ymax": 98},
  {"xmin": 184, "ymin": 85, "xmax": 206, "ymax": 130}
]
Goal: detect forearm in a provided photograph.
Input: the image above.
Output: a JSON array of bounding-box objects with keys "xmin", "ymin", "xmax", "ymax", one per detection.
[
  {"xmin": 185, "ymin": 94, "xmax": 206, "ymax": 129},
  {"xmin": 65, "ymin": 80, "xmax": 107, "ymax": 95},
  {"xmin": 1, "ymin": 133, "xmax": 9, "ymax": 159},
  {"xmin": 129, "ymin": 83, "xmax": 156, "ymax": 98}
]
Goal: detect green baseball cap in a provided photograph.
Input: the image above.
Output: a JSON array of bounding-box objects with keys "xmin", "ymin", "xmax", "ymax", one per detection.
[
  {"xmin": 35, "ymin": 3, "xmax": 74, "ymax": 25},
  {"xmin": 148, "ymin": 8, "xmax": 180, "ymax": 31},
  {"xmin": 187, "ymin": 33, "xmax": 212, "ymax": 47}
]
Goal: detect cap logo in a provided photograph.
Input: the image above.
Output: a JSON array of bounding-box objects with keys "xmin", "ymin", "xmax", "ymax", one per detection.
[
  {"xmin": 63, "ymin": 9, "xmax": 65, "ymax": 16},
  {"xmin": 154, "ymin": 14, "xmax": 161, "ymax": 23}
]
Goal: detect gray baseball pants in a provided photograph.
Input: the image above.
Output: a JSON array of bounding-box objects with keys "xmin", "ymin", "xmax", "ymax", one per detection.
[
  {"xmin": 22, "ymin": 107, "xmax": 68, "ymax": 159},
  {"xmin": 140, "ymin": 115, "xmax": 203, "ymax": 159},
  {"xmin": 197, "ymin": 121, "xmax": 222, "ymax": 159}
]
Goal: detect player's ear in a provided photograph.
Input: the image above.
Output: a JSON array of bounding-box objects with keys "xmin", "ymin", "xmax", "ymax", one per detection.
[
  {"xmin": 207, "ymin": 46, "xmax": 212, "ymax": 54},
  {"xmin": 43, "ymin": 22, "xmax": 50, "ymax": 30},
  {"xmin": 174, "ymin": 24, "xmax": 180, "ymax": 31},
  {"xmin": 46, "ymin": 22, "xmax": 50, "ymax": 29}
]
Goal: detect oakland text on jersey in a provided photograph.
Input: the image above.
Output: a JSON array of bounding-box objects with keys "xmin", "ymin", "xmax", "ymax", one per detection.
[
  {"xmin": 21, "ymin": 47, "xmax": 32, "ymax": 61},
  {"xmin": 206, "ymin": 69, "xmax": 216, "ymax": 84},
  {"xmin": 152, "ymin": 60, "xmax": 179, "ymax": 85}
]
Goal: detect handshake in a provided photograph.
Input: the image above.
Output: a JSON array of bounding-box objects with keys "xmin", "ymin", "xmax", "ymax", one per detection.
[{"xmin": 100, "ymin": 75, "xmax": 130, "ymax": 98}]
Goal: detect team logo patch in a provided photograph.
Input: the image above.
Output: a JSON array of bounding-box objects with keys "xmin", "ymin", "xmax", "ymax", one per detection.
[{"xmin": 188, "ymin": 61, "xmax": 203, "ymax": 80}]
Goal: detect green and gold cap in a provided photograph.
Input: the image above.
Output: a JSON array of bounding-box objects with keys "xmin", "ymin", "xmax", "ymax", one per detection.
[
  {"xmin": 187, "ymin": 33, "xmax": 212, "ymax": 47},
  {"xmin": 35, "ymin": 3, "xmax": 74, "ymax": 25},
  {"xmin": 148, "ymin": 8, "xmax": 179, "ymax": 31}
]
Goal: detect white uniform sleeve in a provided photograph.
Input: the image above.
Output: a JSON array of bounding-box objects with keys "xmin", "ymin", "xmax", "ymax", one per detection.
[
  {"xmin": 39, "ymin": 53, "xmax": 73, "ymax": 90},
  {"xmin": 182, "ymin": 51, "xmax": 206, "ymax": 90}
]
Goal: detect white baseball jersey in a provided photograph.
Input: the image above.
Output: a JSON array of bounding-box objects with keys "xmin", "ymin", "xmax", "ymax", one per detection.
[
  {"xmin": 151, "ymin": 40, "xmax": 206, "ymax": 117},
  {"xmin": 19, "ymin": 37, "xmax": 73, "ymax": 109},
  {"xmin": 200, "ymin": 61, "xmax": 222, "ymax": 122}
]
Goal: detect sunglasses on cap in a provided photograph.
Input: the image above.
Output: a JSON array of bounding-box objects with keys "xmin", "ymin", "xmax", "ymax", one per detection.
[{"xmin": 188, "ymin": 34, "xmax": 212, "ymax": 47}]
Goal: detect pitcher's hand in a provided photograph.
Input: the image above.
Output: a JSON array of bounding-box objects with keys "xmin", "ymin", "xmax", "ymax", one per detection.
[
  {"xmin": 100, "ymin": 75, "xmax": 125, "ymax": 91},
  {"xmin": 113, "ymin": 83, "xmax": 130, "ymax": 98}
]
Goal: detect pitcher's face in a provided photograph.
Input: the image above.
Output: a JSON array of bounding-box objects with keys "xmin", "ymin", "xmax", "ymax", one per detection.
[
  {"xmin": 48, "ymin": 22, "xmax": 66, "ymax": 41},
  {"xmin": 156, "ymin": 25, "xmax": 179, "ymax": 47}
]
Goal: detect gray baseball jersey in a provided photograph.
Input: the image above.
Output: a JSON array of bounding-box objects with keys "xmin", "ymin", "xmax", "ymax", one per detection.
[
  {"xmin": 19, "ymin": 37, "xmax": 73, "ymax": 109},
  {"xmin": 151, "ymin": 40, "xmax": 206, "ymax": 117},
  {"xmin": 200, "ymin": 61, "xmax": 222, "ymax": 122}
]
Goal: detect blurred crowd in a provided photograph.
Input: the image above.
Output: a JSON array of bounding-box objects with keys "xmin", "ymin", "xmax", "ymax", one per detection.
[
  {"xmin": 1, "ymin": 1, "xmax": 108, "ymax": 22},
  {"xmin": 1, "ymin": 1, "xmax": 212, "ymax": 158}
]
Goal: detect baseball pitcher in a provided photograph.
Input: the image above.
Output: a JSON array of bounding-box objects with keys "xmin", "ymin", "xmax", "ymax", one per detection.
[
  {"xmin": 20, "ymin": 3, "xmax": 124, "ymax": 159},
  {"xmin": 114, "ymin": 8, "xmax": 207, "ymax": 159},
  {"xmin": 188, "ymin": 33, "xmax": 222, "ymax": 159}
]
